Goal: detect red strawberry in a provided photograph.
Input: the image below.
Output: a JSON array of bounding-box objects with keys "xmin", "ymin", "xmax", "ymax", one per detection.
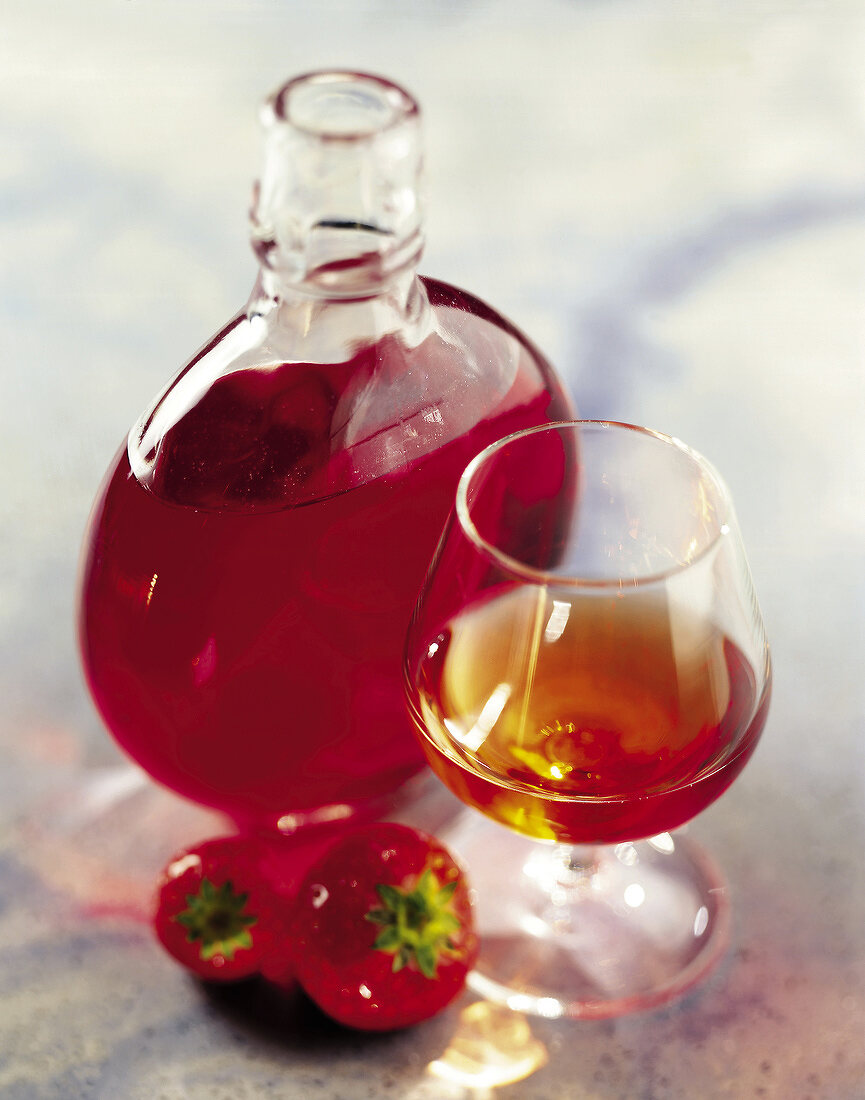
[
  {"xmin": 291, "ymin": 823, "xmax": 478, "ymax": 1030},
  {"xmin": 154, "ymin": 834, "xmax": 278, "ymax": 982}
]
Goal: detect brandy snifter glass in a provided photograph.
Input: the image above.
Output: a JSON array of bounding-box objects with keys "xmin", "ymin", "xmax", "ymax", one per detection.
[{"xmin": 404, "ymin": 421, "xmax": 771, "ymax": 1018}]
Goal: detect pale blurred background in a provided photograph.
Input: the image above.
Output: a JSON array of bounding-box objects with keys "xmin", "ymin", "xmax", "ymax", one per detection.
[{"xmin": 2, "ymin": 2, "xmax": 864, "ymax": 1097}]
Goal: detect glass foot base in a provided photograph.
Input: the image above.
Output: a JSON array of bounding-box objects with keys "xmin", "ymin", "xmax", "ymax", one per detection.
[{"xmin": 441, "ymin": 813, "xmax": 730, "ymax": 1020}]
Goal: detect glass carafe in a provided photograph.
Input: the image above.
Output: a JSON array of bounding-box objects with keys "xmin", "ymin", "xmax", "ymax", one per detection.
[{"xmin": 77, "ymin": 71, "xmax": 575, "ymax": 832}]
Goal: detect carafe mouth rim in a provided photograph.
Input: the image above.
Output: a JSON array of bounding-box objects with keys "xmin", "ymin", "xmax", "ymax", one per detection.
[{"xmin": 263, "ymin": 71, "xmax": 420, "ymax": 142}]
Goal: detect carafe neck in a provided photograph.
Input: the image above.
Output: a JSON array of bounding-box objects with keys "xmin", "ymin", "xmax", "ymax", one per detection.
[{"xmin": 250, "ymin": 71, "xmax": 425, "ymax": 302}]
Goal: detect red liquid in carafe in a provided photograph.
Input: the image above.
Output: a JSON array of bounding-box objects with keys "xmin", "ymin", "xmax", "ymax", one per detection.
[{"xmin": 79, "ymin": 290, "xmax": 572, "ymax": 827}]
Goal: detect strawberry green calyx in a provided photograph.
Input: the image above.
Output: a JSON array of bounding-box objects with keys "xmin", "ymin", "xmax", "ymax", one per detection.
[
  {"xmin": 174, "ymin": 877, "xmax": 258, "ymax": 962},
  {"xmin": 365, "ymin": 868, "xmax": 462, "ymax": 979}
]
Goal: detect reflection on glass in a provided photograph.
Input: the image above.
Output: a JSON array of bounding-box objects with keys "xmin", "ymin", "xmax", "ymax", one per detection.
[{"xmin": 427, "ymin": 1001, "xmax": 548, "ymax": 1091}]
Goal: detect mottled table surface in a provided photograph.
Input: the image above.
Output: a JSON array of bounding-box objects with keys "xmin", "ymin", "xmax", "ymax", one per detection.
[{"xmin": 2, "ymin": 2, "xmax": 864, "ymax": 1097}]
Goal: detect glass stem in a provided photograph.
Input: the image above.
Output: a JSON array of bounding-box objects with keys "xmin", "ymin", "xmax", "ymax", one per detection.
[{"xmin": 560, "ymin": 844, "xmax": 603, "ymax": 888}]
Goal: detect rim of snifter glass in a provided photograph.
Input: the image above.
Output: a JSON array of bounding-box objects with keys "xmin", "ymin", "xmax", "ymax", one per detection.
[{"xmin": 455, "ymin": 420, "xmax": 734, "ymax": 590}]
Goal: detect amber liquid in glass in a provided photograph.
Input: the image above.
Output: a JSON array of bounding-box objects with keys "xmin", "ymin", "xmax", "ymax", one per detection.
[{"xmin": 409, "ymin": 586, "xmax": 770, "ymax": 844}]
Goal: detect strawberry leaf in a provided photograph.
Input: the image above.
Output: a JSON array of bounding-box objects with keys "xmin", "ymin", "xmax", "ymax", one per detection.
[
  {"xmin": 363, "ymin": 865, "xmax": 465, "ymax": 980},
  {"xmin": 372, "ymin": 926, "xmax": 402, "ymax": 952},
  {"xmin": 173, "ymin": 876, "xmax": 259, "ymax": 962}
]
